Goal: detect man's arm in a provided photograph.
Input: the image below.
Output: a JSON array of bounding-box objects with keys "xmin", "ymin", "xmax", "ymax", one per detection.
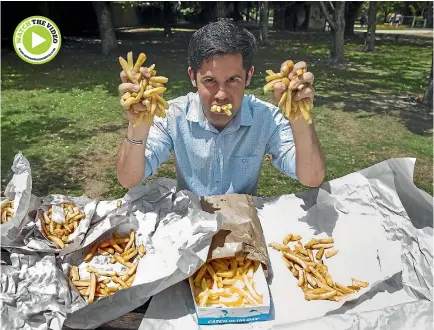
[
  {"xmin": 116, "ymin": 122, "xmax": 150, "ymax": 188},
  {"xmin": 289, "ymin": 118, "xmax": 325, "ymax": 187},
  {"xmin": 270, "ymin": 61, "xmax": 325, "ymax": 187},
  {"xmin": 116, "ymin": 74, "xmax": 173, "ymax": 188},
  {"xmin": 265, "ymin": 109, "xmax": 325, "ymax": 188}
]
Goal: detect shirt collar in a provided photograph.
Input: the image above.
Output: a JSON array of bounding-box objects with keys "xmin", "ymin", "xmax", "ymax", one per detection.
[{"xmin": 186, "ymin": 93, "xmax": 253, "ymax": 127}]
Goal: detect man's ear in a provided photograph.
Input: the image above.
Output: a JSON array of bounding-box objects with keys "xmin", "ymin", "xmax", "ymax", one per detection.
[
  {"xmin": 187, "ymin": 67, "xmax": 196, "ymax": 87},
  {"xmin": 245, "ymin": 65, "xmax": 255, "ymax": 87}
]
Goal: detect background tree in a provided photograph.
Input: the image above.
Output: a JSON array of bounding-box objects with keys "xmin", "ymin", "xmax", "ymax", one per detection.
[
  {"xmin": 344, "ymin": 1, "xmax": 364, "ymax": 36},
  {"xmin": 363, "ymin": 1, "xmax": 377, "ymax": 51},
  {"xmin": 92, "ymin": 1, "xmax": 117, "ymax": 55},
  {"xmin": 319, "ymin": 1, "xmax": 347, "ymax": 64},
  {"xmin": 423, "ymin": 62, "xmax": 433, "ymax": 108},
  {"xmin": 259, "ymin": 1, "xmax": 269, "ymax": 44}
]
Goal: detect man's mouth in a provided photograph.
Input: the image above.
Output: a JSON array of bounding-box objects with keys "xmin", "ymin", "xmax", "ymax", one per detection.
[{"xmin": 211, "ymin": 103, "xmax": 233, "ymax": 116}]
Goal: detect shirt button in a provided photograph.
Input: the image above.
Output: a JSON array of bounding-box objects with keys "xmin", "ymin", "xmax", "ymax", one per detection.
[
  {"xmin": 242, "ymin": 159, "xmax": 246, "ymax": 163},
  {"xmin": 217, "ymin": 158, "xmax": 220, "ymax": 162}
]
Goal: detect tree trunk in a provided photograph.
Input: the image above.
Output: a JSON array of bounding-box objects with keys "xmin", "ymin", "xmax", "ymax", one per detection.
[
  {"xmin": 259, "ymin": 2, "xmax": 269, "ymax": 44},
  {"xmin": 319, "ymin": 2, "xmax": 347, "ymax": 63},
  {"xmin": 363, "ymin": 1, "xmax": 377, "ymax": 51},
  {"xmin": 163, "ymin": 2, "xmax": 173, "ymax": 38},
  {"xmin": 246, "ymin": 3, "xmax": 251, "ymax": 22},
  {"xmin": 92, "ymin": 1, "xmax": 117, "ymax": 56},
  {"xmin": 423, "ymin": 63, "xmax": 433, "ymax": 107},
  {"xmin": 427, "ymin": 2, "xmax": 433, "ymax": 28},
  {"xmin": 344, "ymin": 1, "xmax": 363, "ymax": 36},
  {"xmin": 256, "ymin": 2, "xmax": 259, "ymax": 23},
  {"xmin": 273, "ymin": 3, "xmax": 285, "ymax": 29}
]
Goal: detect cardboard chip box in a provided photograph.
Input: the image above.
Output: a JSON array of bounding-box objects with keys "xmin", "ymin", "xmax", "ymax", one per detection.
[{"xmin": 189, "ymin": 194, "xmax": 272, "ymax": 325}]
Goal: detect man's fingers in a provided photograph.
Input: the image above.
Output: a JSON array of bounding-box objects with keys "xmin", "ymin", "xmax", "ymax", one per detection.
[
  {"xmin": 119, "ymin": 83, "xmax": 139, "ymax": 95},
  {"xmin": 293, "ymin": 61, "xmax": 307, "ymax": 73},
  {"xmin": 294, "ymin": 86, "xmax": 314, "ymax": 101},
  {"xmin": 289, "ymin": 72, "xmax": 314, "ymax": 90},
  {"xmin": 140, "ymin": 67, "xmax": 151, "ymax": 79},
  {"xmin": 273, "ymin": 82, "xmax": 287, "ymax": 103},
  {"xmin": 131, "ymin": 102, "xmax": 146, "ymax": 113},
  {"xmin": 120, "ymin": 71, "xmax": 129, "ymax": 83}
]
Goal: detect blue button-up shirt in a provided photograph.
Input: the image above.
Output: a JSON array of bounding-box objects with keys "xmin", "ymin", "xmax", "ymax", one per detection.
[{"xmin": 144, "ymin": 92, "xmax": 297, "ymax": 196}]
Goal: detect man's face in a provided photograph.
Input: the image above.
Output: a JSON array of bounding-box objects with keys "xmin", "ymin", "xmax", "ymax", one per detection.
[{"xmin": 188, "ymin": 53, "xmax": 253, "ymax": 129}]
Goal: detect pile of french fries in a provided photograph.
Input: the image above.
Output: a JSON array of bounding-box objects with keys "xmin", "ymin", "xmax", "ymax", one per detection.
[
  {"xmin": 39, "ymin": 202, "xmax": 86, "ymax": 249},
  {"xmin": 119, "ymin": 51, "xmax": 169, "ymax": 127},
  {"xmin": 1, "ymin": 200, "xmax": 14, "ymax": 224},
  {"xmin": 192, "ymin": 255, "xmax": 263, "ymax": 308},
  {"xmin": 70, "ymin": 229, "xmax": 146, "ymax": 304},
  {"xmin": 210, "ymin": 103, "xmax": 233, "ymax": 116},
  {"xmin": 269, "ymin": 234, "xmax": 369, "ymax": 301},
  {"xmin": 263, "ymin": 60, "xmax": 314, "ymax": 124}
]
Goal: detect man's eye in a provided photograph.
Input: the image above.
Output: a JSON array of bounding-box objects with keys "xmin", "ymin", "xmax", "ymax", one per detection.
[
  {"xmin": 204, "ymin": 78, "xmax": 215, "ymax": 83},
  {"xmin": 228, "ymin": 77, "xmax": 238, "ymax": 83}
]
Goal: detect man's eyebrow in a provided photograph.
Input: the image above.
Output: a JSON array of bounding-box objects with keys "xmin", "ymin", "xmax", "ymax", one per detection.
[{"xmin": 228, "ymin": 75, "xmax": 242, "ymax": 79}]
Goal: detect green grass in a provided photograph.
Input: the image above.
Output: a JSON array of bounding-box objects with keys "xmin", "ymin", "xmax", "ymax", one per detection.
[{"xmin": 1, "ymin": 29, "xmax": 432, "ymax": 199}]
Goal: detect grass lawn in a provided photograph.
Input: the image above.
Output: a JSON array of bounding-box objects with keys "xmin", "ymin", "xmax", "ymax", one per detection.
[{"xmin": 1, "ymin": 29, "xmax": 432, "ymax": 199}]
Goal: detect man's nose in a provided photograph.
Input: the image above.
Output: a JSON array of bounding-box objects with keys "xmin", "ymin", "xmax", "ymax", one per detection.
[{"xmin": 215, "ymin": 87, "xmax": 227, "ymax": 100}]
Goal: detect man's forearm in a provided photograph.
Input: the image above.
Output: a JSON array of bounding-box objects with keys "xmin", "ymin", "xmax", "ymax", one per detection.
[
  {"xmin": 116, "ymin": 123, "xmax": 150, "ymax": 188},
  {"xmin": 291, "ymin": 119, "xmax": 325, "ymax": 187}
]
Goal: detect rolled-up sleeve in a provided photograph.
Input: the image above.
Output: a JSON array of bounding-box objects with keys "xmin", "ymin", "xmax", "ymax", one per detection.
[
  {"xmin": 265, "ymin": 109, "xmax": 298, "ymax": 180},
  {"xmin": 143, "ymin": 115, "xmax": 173, "ymax": 179}
]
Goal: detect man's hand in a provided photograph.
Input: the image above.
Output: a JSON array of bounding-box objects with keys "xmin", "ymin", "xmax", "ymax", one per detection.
[
  {"xmin": 273, "ymin": 61, "xmax": 315, "ymax": 106},
  {"xmin": 119, "ymin": 67, "xmax": 154, "ymax": 140}
]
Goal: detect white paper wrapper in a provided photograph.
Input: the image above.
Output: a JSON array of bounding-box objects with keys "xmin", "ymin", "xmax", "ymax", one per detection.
[
  {"xmin": 139, "ymin": 158, "xmax": 433, "ymax": 330},
  {"xmin": 18, "ymin": 194, "xmax": 98, "ymax": 255},
  {"xmin": 0, "ymin": 250, "xmax": 85, "ymax": 330},
  {"xmin": 61, "ymin": 180, "xmax": 223, "ymax": 329},
  {"xmin": 1, "ymin": 152, "xmax": 42, "ymax": 246}
]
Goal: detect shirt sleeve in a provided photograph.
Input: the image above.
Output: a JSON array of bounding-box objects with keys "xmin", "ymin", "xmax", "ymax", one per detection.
[
  {"xmin": 265, "ymin": 108, "xmax": 298, "ymax": 180},
  {"xmin": 143, "ymin": 114, "xmax": 173, "ymax": 179}
]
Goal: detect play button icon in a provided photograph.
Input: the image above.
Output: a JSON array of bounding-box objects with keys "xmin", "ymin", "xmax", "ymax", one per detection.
[
  {"xmin": 13, "ymin": 15, "xmax": 62, "ymax": 64},
  {"xmin": 32, "ymin": 32, "xmax": 46, "ymax": 48}
]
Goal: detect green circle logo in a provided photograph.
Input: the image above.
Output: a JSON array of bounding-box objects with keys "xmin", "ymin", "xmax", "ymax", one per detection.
[{"xmin": 13, "ymin": 16, "xmax": 61, "ymax": 64}]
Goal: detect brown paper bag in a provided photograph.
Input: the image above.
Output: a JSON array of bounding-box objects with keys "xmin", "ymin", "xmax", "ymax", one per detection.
[{"xmin": 200, "ymin": 194, "xmax": 270, "ymax": 276}]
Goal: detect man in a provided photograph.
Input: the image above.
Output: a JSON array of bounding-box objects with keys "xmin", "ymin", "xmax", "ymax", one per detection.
[{"xmin": 117, "ymin": 21, "xmax": 325, "ymax": 196}]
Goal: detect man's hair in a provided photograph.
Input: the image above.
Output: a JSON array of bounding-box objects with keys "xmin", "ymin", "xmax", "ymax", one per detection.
[{"xmin": 188, "ymin": 20, "xmax": 258, "ymax": 75}]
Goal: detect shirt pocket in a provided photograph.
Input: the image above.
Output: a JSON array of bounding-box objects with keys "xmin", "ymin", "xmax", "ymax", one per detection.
[{"xmin": 227, "ymin": 155, "xmax": 261, "ymax": 193}]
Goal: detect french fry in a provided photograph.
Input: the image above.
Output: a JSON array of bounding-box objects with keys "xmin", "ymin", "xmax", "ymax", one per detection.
[
  {"xmin": 84, "ymin": 243, "xmax": 99, "ymax": 262},
  {"xmin": 126, "ymin": 274, "xmax": 136, "ymax": 287},
  {"xmin": 325, "ymin": 249, "xmax": 338, "ymax": 258},
  {"xmin": 48, "ymin": 235, "xmax": 65, "ymax": 248},
  {"xmin": 268, "ymin": 242, "xmax": 291, "ymax": 252},
  {"xmin": 73, "ymin": 280, "xmax": 90, "ymax": 287},
  {"xmin": 304, "ymin": 290, "xmax": 337, "ymax": 301},
  {"xmin": 122, "ymin": 229, "xmax": 134, "ymax": 250},
  {"xmin": 86, "ymin": 266, "xmax": 117, "ymax": 277},
  {"xmin": 352, "ymin": 278, "xmax": 369, "ymax": 288},
  {"xmin": 307, "ymin": 249, "xmax": 314, "ymax": 262},
  {"xmin": 311, "ymin": 243, "xmax": 334, "ymax": 250},
  {"xmin": 316, "ymin": 247, "xmax": 325, "ymax": 260},
  {"xmin": 114, "ymin": 254, "xmax": 134, "ymax": 268},
  {"xmin": 112, "ymin": 276, "xmax": 128, "ymax": 289},
  {"xmin": 123, "ymin": 249, "xmax": 138, "ymax": 261},
  {"xmin": 88, "ymin": 273, "xmax": 97, "ymax": 304},
  {"xmin": 283, "ymin": 252, "xmax": 309, "ymax": 272},
  {"xmin": 291, "ymin": 234, "xmax": 302, "ymax": 241},
  {"xmin": 283, "ymin": 233, "xmax": 293, "ymax": 245},
  {"xmin": 71, "ymin": 266, "xmax": 80, "ymax": 281}
]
